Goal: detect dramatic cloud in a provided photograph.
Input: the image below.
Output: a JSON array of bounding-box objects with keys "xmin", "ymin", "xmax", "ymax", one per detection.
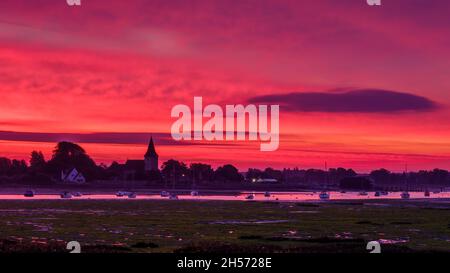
[
  {"xmin": 248, "ymin": 89, "xmax": 439, "ymax": 113},
  {"xmin": 0, "ymin": 131, "xmax": 238, "ymax": 147},
  {"xmin": 0, "ymin": 131, "xmax": 174, "ymax": 145},
  {"xmin": 0, "ymin": 1, "xmax": 450, "ymax": 171}
]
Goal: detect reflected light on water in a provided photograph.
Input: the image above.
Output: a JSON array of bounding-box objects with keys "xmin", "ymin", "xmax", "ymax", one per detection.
[{"xmin": 1, "ymin": 191, "xmax": 450, "ymax": 201}]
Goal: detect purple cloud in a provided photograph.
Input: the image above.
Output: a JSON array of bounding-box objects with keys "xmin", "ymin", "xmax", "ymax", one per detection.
[
  {"xmin": 247, "ymin": 89, "xmax": 439, "ymax": 113},
  {"xmin": 0, "ymin": 131, "xmax": 174, "ymax": 145},
  {"xmin": 0, "ymin": 131, "xmax": 238, "ymax": 147}
]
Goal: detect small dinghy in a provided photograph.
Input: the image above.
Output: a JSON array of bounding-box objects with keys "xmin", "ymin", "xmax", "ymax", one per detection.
[
  {"xmin": 73, "ymin": 192, "xmax": 82, "ymax": 197},
  {"xmin": 24, "ymin": 190, "xmax": 35, "ymax": 197},
  {"xmin": 60, "ymin": 192, "xmax": 73, "ymax": 199},
  {"xmin": 116, "ymin": 191, "xmax": 125, "ymax": 197},
  {"xmin": 319, "ymin": 191, "xmax": 330, "ymax": 200},
  {"xmin": 169, "ymin": 194, "xmax": 179, "ymax": 200},
  {"xmin": 401, "ymin": 191, "xmax": 410, "ymax": 199},
  {"xmin": 190, "ymin": 191, "xmax": 199, "ymax": 196},
  {"xmin": 160, "ymin": 191, "xmax": 170, "ymax": 197},
  {"xmin": 245, "ymin": 194, "xmax": 255, "ymax": 200}
]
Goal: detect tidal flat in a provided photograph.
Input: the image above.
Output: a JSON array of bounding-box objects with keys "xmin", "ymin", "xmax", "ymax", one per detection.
[{"xmin": 0, "ymin": 199, "xmax": 449, "ymax": 253}]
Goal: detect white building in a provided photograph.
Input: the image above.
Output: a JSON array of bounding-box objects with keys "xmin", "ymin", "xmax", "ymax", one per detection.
[
  {"xmin": 253, "ymin": 178, "xmax": 278, "ymax": 184},
  {"xmin": 61, "ymin": 168, "xmax": 86, "ymax": 183}
]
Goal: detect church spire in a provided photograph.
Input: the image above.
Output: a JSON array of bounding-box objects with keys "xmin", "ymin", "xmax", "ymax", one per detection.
[{"xmin": 145, "ymin": 137, "xmax": 158, "ymax": 158}]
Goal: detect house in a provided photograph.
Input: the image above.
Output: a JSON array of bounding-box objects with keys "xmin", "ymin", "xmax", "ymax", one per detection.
[
  {"xmin": 252, "ymin": 178, "xmax": 279, "ymax": 184},
  {"xmin": 61, "ymin": 168, "xmax": 86, "ymax": 183}
]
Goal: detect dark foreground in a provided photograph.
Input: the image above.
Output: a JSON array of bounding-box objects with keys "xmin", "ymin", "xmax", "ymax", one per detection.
[{"xmin": 0, "ymin": 199, "xmax": 449, "ymax": 253}]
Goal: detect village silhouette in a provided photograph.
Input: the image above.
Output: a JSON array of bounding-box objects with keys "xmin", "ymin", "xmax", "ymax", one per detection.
[{"xmin": 0, "ymin": 137, "xmax": 449, "ymax": 192}]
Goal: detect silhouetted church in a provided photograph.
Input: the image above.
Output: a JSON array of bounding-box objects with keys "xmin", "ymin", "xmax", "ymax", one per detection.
[
  {"xmin": 144, "ymin": 137, "xmax": 158, "ymax": 171},
  {"xmin": 123, "ymin": 137, "xmax": 159, "ymax": 180}
]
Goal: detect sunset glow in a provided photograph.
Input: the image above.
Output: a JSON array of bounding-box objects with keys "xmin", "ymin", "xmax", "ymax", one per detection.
[{"xmin": 1, "ymin": 0, "xmax": 450, "ymax": 172}]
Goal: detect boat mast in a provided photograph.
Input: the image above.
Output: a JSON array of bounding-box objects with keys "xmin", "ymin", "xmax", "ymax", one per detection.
[{"xmin": 404, "ymin": 163, "xmax": 408, "ymax": 191}]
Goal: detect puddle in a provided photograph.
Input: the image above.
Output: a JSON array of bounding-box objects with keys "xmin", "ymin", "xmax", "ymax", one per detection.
[
  {"xmin": 379, "ymin": 238, "xmax": 409, "ymax": 244},
  {"xmin": 209, "ymin": 219, "xmax": 290, "ymax": 225},
  {"xmin": 335, "ymin": 232, "xmax": 353, "ymax": 239}
]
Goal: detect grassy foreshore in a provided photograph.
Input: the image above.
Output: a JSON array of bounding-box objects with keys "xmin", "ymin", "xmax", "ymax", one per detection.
[{"xmin": 0, "ymin": 199, "xmax": 449, "ymax": 253}]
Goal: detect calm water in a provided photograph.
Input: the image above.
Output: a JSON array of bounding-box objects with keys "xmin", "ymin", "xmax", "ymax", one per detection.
[{"xmin": 1, "ymin": 191, "xmax": 450, "ymax": 201}]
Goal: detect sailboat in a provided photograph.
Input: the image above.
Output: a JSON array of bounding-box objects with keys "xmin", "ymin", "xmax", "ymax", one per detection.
[
  {"xmin": 401, "ymin": 164, "xmax": 410, "ymax": 200},
  {"xmin": 190, "ymin": 167, "xmax": 200, "ymax": 196},
  {"xmin": 319, "ymin": 162, "xmax": 330, "ymax": 200}
]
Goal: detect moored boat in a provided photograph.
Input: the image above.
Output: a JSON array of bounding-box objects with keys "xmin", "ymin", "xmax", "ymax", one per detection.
[
  {"xmin": 319, "ymin": 191, "xmax": 330, "ymax": 200},
  {"xmin": 160, "ymin": 191, "xmax": 170, "ymax": 197},
  {"xmin": 190, "ymin": 191, "xmax": 199, "ymax": 196},
  {"xmin": 24, "ymin": 190, "xmax": 35, "ymax": 197},
  {"xmin": 245, "ymin": 193, "xmax": 255, "ymax": 200},
  {"xmin": 169, "ymin": 194, "xmax": 179, "ymax": 200},
  {"xmin": 73, "ymin": 192, "xmax": 82, "ymax": 197},
  {"xmin": 401, "ymin": 191, "xmax": 410, "ymax": 199},
  {"xmin": 60, "ymin": 192, "xmax": 72, "ymax": 199}
]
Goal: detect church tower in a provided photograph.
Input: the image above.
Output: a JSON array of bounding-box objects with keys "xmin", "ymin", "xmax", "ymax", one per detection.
[{"xmin": 144, "ymin": 137, "xmax": 159, "ymax": 172}]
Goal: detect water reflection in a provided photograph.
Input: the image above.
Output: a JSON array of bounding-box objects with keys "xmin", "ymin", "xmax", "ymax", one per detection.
[{"xmin": 1, "ymin": 191, "xmax": 450, "ymax": 201}]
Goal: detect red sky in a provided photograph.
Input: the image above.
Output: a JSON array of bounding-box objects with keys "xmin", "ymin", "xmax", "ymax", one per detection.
[{"xmin": 1, "ymin": 0, "xmax": 450, "ymax": 172}]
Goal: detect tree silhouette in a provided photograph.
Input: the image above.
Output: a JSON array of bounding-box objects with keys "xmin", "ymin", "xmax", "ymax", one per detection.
[
  {"xmin": 9, "ymin": 159, "xmax": 27, "ymax": 175},
  {"xmin": 214, "ymin": 164, "xmax": 243, "ymax": 183},
  {"xmin": 190, "ymin": 163, "xmax": 214, "ymax": 186},
  {"xmin": 30, "ymin": 151, "xmax": 46, "ymax": 172},
  {"xmin": 161, "ymin": 159, "xmax": 188, "ymax": 188},
  {"xmin": 46, "ymin": 141, "xmax": 99, "ymax": 180},
  {"xmin": 0, "ymin": 157, "xmax": 11, "ymax": 175},
  {"xmin": 246, "ymin": 168, "xmax": 263, "ymax": 181},
  {"xmin": 370, "ymin": 169, "xmax": 391, "ymax": 185}
]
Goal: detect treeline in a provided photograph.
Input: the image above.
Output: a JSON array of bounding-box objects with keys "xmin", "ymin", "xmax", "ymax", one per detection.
[
  {"xmin": 105, "ymin": 159, "xmax": 244, "ymax": 187},
  {"xmin": 0, "ymin": 141, "xmax": 449, "ymax": 187},
  {"xmin": 369, "ymin": 168, "xmax": 449, "ymax": 187},
  {"xmin": 0, "ymin": 141, "xmax": 245, "ymax": 186},
  {"xmin": 0, "ymin": 142, "xmax": 104, "ymax": 185}
]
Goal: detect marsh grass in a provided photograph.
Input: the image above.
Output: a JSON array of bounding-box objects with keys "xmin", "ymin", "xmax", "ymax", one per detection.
[{"xmin": 0, "ymin": 199, "xmax": 449, "ymax": 253}]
